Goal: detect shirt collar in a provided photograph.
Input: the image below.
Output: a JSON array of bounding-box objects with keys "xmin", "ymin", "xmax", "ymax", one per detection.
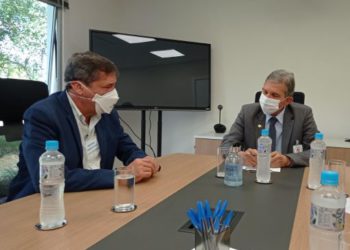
[
  {"xmin": 66, "ymin": 91, "xmax": 101, "ymax": 127},
  {"xmin": 66, "ymin": 91, "xmax": 87, "ymax": 124},
  {"xmin": 265, "ymin": 107, "xmax": 286, "ymax": 125}
]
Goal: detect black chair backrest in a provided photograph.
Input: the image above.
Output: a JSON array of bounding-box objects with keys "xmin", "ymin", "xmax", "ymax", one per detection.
[
  {"xmin": 254, "ymin": 91, "xmax": 305, "ymax": 104},
  {"xmin": 0, "ymin": 78, "xmax": 49, "ymax": 141}
]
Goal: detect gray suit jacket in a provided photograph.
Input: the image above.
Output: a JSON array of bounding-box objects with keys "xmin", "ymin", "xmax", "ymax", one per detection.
[{"xmin": 222, "ymin": 102, "xmax": 318, "ymax": 167}]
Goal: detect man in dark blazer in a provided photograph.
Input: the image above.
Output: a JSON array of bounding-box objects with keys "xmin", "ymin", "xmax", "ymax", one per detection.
[
  {"xmin": 7, "ymin": 52, "xmax": 160, "ymax": 201},
  {"xmin": 222, "ymin": 69, "xmax": 318, "ymax": 167}
]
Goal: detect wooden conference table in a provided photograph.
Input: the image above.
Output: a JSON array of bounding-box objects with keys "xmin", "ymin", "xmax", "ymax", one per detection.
[{"xmin": 0, "ymin": 153, "xmax": 348, "ymax": 249}]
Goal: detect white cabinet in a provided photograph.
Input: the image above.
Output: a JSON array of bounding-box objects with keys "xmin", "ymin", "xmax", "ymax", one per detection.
[
  {"xmin": 194, "ymin": 132, "xmax": 224, "ymax": 155},
  {"xmin": 194, "ymin": 133, "xmax": 350, "ymax": 164}
]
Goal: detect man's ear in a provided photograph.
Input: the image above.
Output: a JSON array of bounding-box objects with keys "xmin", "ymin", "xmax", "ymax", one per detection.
[
  {"xmin": 286, "ymin": 96, "xmax": 293, "ymax": 105},
  {"xmin": 70, "ymin": 81, "xmax": 84, "ymax": 94},
  {"xmin": 280, "ymin": 96, "xmax": 293, "ymax": 109}
]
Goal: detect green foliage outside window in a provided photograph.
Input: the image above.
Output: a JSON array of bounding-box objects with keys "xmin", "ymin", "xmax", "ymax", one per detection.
[
  {"xmin": 0, "ymin": 0, "xmax": 50, "ymax": 197},
  {"xmin": 0, "ymin": 0, "xmax": 48, "ymax": 80},
  {"xmin": 0, "ymin": 136, "xmax": 19, "ymax": 197}
]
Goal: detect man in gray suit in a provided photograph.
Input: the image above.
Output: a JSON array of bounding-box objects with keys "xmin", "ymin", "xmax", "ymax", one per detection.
[{"xmin": 222, "ymin": 69, "xmax": 318, "ymax": 167}]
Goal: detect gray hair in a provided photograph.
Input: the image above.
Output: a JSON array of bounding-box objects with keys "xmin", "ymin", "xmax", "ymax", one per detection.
[
  {"xmin": 265, "ymin": 69, "xmax": 295, "ymax": 97},
  {"xmin": 64, "ymin": 51, "xmax": 119, "ymax": 87}
]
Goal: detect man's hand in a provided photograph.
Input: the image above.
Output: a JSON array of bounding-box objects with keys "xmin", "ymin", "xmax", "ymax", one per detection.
[
  {"xmin": 128, "ymin": 156, "xmax": 160, "ymax": 182},
  {"xmin": 239, "ymin": 148, "xmax": 258, "ymax": 167},
  {"xmin": 271, "ymin": 152, "xmax": 291, "ymax": 168}
]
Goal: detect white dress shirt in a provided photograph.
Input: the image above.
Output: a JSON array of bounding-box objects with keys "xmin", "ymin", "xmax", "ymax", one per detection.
[{"xmin": 67, "ymin": 92, "xmax": 102, "ymax": 170}]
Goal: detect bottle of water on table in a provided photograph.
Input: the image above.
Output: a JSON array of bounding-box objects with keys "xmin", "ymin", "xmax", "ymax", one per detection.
[
  {"xmin": 309, "ymin": 170, "xmax": 346, "ymax": 250},
  {"xmin": 224, "ymin": 145, "xmax": 243, "ymax": 187},
  {"xmin": 37, "ymin": 140, "xmax": 66, "ymax": 230},
  {"xmin": 308, "ymin": 132, "xmax": 326, "ymax": 190},
  {"xmin": 256, "ymin": 129, "xmax": 272, "ymax": 183}
]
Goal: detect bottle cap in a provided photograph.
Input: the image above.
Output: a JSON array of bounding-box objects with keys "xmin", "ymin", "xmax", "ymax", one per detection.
[
  {"xmin": 261, "ymin": 129, "xmax": 269, "ymax": 136},
  {"xmin": 45, "ymin": 140, "xmax": 59, "ymax": 151},
  {"xmin": 320, "ymin": 170, "xmax": 339, "ymax": 186},
  {"xmin": 315, "ymin": 132, "xmax": 323, "ymax": 140}
]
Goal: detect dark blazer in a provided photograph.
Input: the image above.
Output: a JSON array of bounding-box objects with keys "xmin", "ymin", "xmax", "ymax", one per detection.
[
  {"xmin": 7, "ymin": 91, "xmax": 146, "ymax": 201},
  {"xmin": 222, "ymin": 102, "xmax": 318, "ymax": 167}
]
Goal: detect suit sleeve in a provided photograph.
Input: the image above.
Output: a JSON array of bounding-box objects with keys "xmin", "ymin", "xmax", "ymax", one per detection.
[
  {"xmin": 111, "ymin": 111, "xmax": 147, "ymax": 166},
  {"xmin": 285, "ymin": 106, "xmax": 318, "ymax": 167},
  {"xmin": 221, "ymin": 106, "xmax": 245, "ymax": 148},
  {"xmin": 22, "ymin": 107, "xmax": 114, "ymax": 193}
]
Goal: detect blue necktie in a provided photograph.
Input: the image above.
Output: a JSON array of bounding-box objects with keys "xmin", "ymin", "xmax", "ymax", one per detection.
[{"xmin": 269, "ymin": 117, "xmax": 277, "ymax": 151}]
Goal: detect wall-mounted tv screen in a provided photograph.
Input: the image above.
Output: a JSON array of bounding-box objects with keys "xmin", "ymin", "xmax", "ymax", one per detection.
[{"xmin": 89, "ymin": 30, "xmax": 211, "ymax": 110}]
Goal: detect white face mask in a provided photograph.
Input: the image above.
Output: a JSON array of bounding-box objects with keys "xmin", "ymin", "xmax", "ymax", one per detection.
[
  {"xmin": 259, "ymin": 93, "xmax": 280, "ymax": 115},
  {"xmin": 69, "ymin": 81, "xmax": 119, "ymax": 115},
  {"xmin": 92, "ymin": 88, "xmax": 119, "ymax": 115}
]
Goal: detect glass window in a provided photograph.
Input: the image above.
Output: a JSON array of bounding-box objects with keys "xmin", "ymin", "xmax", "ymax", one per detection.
[
  {"xmin": 0, "ymin": 0, "xmax": 62, "ymax": 200},
  {"xmin": 0, "ymin": 0, "xmax": 57, "ymax": 90}
]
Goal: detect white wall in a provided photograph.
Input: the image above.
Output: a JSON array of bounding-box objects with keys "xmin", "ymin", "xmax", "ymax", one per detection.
[{"xmin": 64, "ymin": 0, "xmax": 350, "ymax": 156}]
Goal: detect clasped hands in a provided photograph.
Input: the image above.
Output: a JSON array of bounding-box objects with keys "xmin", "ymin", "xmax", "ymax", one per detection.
[
  {"xmin": 126, "ymin": 156, "xmax": 161, "ymax": 182},
  {"xmin": 239, "ymin": 148, "xmax": 291, "ymax": 168}
]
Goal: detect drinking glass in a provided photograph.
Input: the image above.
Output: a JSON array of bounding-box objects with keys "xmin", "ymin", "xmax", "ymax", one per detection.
[
  {"xmin": 217, "ymin": 146, "xmax": 231, "ymax": 178},
  {"xmin": 112, "ymin": 166, "xmax": 136, "ymax": 213},
  {"xmin": 327, "ymin": 159, "xmax": 347, "ymax": 194}
]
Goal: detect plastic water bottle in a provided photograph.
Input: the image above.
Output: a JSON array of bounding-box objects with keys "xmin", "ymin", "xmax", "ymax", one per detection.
[
  {"xmin": 256, "ymin": 129, "xmax": 272, "ymax": 183},
  {"xmin": 224, "ymin": 146, "xmax": 243, "ymax": 187},
  {"xmin": 309, "ymin": 170, "xmax": 346, "ymax": 250},
  {"xmin": 38, "ymin": 140, "xmax": 66, "ymax": 230},
  {"xmin": 308, "ymin": 132, "xmax": 326, "ymax": 190}
]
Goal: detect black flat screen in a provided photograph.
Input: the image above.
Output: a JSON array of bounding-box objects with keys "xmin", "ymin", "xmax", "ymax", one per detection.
[{"xmin": 90, "ymin": 29, "xmax": 211, "ymax": 110}]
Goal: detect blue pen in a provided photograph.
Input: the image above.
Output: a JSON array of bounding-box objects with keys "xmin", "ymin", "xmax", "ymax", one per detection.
[
  {"xmin": 204, "ymin": 200, "xmax": 214, "ymax": 232},
  {"xmin": 213, "ymin": 215, "xmax": 221, "ymax": 234},
  {"xmin": 186, "ymin": 209, "xmax": 200, "ymax": 231},
  {"xmin": 221, "ymin": 210, "xmax": 234, "ymax": 232},
  {"xmin": 196, "ymin": 201, "xmax": 208, "ymax": 232},
  {"xmin": 217, "ymin": 200, "xmax": 228, "ymax": 221},
  {"xmin": 204, "ymin": 200, "xmax": 212, "ymax": 221},
  {"xmin": 213, "ymin": 199, "xmax": 222, "ymax": 218},
  {"xmin": 196, "ymin": 201, "xmax": 205, "ymax": 221},
  {"xmin": 213, "ymin": 199, "xmax": 228, "ymax": 233},
  {"xmin": 196, "ymin": 200, "xmax": 211, "ymax": 250}
]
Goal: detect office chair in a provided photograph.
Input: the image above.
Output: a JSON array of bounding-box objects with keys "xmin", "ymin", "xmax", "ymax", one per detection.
[
  {"xmin": 0, "ymin": 78, "xmax": 49, "ymax": 141},
  {"xmin": 0, "ymin": 78, "xmax": 48, "ymax": 202},
  {"xmin": 254, "ymin": 91, "xmax": 305, "ymax": 104}
]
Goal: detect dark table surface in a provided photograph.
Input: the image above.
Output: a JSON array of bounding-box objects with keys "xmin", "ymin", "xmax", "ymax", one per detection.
[{"xmin": 90, "ymin": 167, "xmax": 304, "ymax": 250}]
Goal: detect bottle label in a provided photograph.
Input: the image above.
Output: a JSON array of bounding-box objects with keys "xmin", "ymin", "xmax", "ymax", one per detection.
[
  {"xmin": 225, "ymin": 164, "xmax": 239, "ymax": 178},
  {"xmin": 40, "ymin": 164, "xmax": 64, "ymax": 180},
  {"xmin": 310, "ymin": 148, "xmax": 326, "ymax": 159},
  {"xmin": 258, "ymin": 143, "xmax": 270, "ymax": 153},
  {"xmin": 41, "ymin": 184, "xmax": 60, "ymax": 197},
  {"xmin": 310, "ymin": 203, "xmax": 345, "ymax": 231}
]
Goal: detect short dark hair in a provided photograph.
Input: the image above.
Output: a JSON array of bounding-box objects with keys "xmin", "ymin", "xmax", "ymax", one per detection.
[
  {"xmin": 265, "ymin": 69, "xmax": 295, "ymax": 97},
  {"xmin": 64, "ymin": 51, "xmax": 119, "ymax": 86}
]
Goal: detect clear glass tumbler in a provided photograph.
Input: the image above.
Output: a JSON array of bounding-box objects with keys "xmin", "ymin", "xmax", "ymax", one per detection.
[{"xmin": 112, "ymin": 166, "xmax": 136, "ymax": 213}]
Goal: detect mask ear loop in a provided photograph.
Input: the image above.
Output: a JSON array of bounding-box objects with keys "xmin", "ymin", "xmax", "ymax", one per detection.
[
  {"xmin": 68, "ymin": 91, "xmax": 93, "ymax": 101},
  {"xmin": 278, "ymin": 96, "xmax": 291, "ymax": 109},
  {"xmin": 66, "ymin": 81, "xmax": 95, "ymax": 101}
]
